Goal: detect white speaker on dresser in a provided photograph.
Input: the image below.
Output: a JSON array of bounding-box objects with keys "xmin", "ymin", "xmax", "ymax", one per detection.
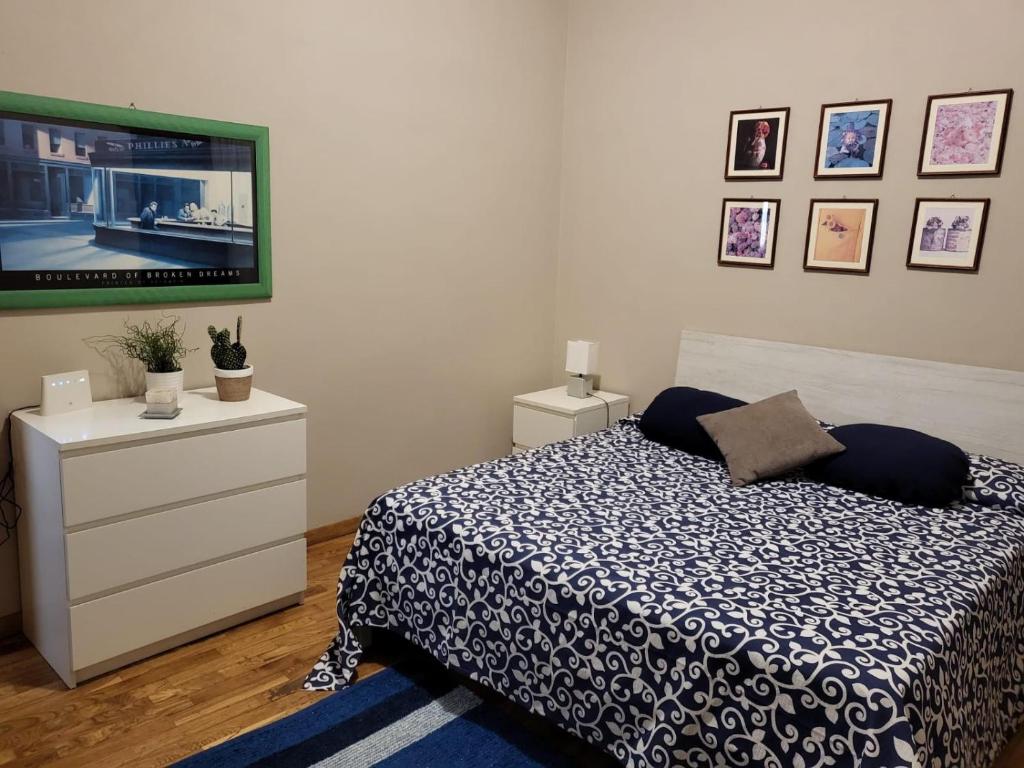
[{"xmin": 12, "ymin": 387, "xmax": 309, "ymax": 688}]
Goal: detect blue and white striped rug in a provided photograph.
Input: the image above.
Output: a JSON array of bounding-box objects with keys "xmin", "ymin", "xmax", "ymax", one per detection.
[{"xmin": 174, "ymin": 663, "xmax": 584, "ymax": 767}]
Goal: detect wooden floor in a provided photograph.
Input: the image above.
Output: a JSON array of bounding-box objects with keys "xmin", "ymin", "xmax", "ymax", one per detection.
[
  {"xmin": 0, "ymin": 534, "xmax": 1021, "ymax": 767},
  {"xmin": 0, "ymin": 535, "xmax": 368, "ymax": 767}
]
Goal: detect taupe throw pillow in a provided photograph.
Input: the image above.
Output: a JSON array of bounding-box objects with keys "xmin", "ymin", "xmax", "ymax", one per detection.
[{"xmin": 696, "ymin": 390, "xmax": 844, "ymax": 486}]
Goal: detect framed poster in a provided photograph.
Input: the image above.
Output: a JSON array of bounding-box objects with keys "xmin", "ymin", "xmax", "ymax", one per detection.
[
  {"xmin": 814, "ymin": 99, "xmax": 892, "ymax": 179},
  {"xmin": 0, "ymin": 90, "xmax": 271, "ymax": 308},
  {"xmin": 803, "ymin": 199, "xmax": 878, "ymax": 274},
  {"xmin": 724, "ymin": 107, "xmax": 790, "ymax": 180},
  {"xmin": 717, "ymin": 198, "xmax": 780, "ymax": 269},
  {"xmin": 907, "ymin": 198, "xmax": 989, "ymax": 272},
  {"xmin": 918, "ymin": 89, "xmax": 1013, "ymax": 177}
]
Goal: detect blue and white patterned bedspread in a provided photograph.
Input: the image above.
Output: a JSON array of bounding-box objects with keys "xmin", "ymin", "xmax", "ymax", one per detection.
[{"xmin": 306, "ymin": 417, "xmax": 1024, "ymax": 768}]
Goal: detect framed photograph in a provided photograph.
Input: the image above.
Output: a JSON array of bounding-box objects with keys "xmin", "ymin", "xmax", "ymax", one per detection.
[
  {"xmin": 918, "ymin": 89, "xmax": 1013, "ymax": 177},
  {"xmin": 814, "ymin": 99, "xmax": 892, "ymax": 179},
  {"xmin": 803, "ymin": 199, "xmax": 878, "ymax": 274},
  {"xmin": 725, "ymin": 107, "xmax": 790, "ymax": 180},
  {"xmin": 0, "ymin": 90, "xmax": 271, "ymax": 309},
  {"xmin": 717, "ymin": 199, "xmax": 780, "ymax": 269},
  {"xmin": 907, "ymin": 198, "xmax": 989, "ymax": 272}
]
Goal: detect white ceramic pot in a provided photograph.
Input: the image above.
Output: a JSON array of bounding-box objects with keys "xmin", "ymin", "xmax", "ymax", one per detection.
[
  {"xmin": 145, "ymin": 369, "xmax": 184, "ymax": 393},
  {"xmin": 213, "ymin": 364, "xmax": 254, "ymax": 402}
]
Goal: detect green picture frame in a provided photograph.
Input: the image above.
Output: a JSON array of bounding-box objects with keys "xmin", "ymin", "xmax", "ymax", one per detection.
[{"xmin": 0, "ymin": 90, "xmax": 271, "ymax": 309}]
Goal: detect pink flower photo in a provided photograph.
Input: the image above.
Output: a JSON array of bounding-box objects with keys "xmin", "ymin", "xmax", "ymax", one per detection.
[
  {"xmin": 929, "ymin": 100, "xmax": 997, "ymax": 166},
  {"xmin": 919, "ymin": 89, "xmax": 1012, "ymax": 176}
]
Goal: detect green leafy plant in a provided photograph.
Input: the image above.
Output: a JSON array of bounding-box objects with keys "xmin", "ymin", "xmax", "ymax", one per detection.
[
  {"xmin": 94, "ymin": 315, "xmax": 195, "ymax": 373},
  {"xmin": 208, "ymin": 316, "xmax": 248, "ymax": 370}
]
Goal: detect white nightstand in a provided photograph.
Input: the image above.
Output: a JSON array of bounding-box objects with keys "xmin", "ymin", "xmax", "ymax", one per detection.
[{"xmin": 512, "ymin": 386, "xmax": 629, "ymax": 454}]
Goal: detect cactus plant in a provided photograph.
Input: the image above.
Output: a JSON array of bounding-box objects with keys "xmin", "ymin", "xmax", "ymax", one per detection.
[{"xmin": 208, "ymin": 316, "xmax": 248, "ymax": 370}]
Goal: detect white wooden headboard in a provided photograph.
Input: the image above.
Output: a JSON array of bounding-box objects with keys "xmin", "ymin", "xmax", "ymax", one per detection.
[{"xmin": 675, "ymin": 330, "xmax": 1024, "ymax": 465}]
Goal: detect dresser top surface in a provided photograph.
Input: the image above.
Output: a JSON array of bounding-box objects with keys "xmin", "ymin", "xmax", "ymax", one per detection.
[
  {"xmin": 513, "ymin": 386, "xmax": 628, "ymax": 415},
  {"xmin": 14, "ymin": 387, "xmax": 306, "ymax": 451}
]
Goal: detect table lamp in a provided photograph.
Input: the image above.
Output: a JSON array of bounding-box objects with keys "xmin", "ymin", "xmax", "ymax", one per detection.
[{"xmin": 565, "ymin": 340, "xmax": 599, "ymax": 398}]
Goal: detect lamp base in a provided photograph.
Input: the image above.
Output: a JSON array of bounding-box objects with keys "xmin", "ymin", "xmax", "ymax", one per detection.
[{"xmin": 566, "ymin": 374, "xmax": 594, "ymax": 399}]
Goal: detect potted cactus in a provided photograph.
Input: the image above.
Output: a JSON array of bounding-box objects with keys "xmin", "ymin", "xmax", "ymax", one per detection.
[{"xmin": 208, "ymin": 316, "xmax": 253, "ymax": 401}]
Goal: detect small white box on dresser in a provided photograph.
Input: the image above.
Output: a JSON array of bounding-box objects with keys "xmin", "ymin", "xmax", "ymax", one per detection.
[
  {"xmin": 512, "ymin": 386, "xmax": 629, "ymax": 453},
  {"xmin": 12, "ymin": 387, "xmax": 308, "ymax": 688}
]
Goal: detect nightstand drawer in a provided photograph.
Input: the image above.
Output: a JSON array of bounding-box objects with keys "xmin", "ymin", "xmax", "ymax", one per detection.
[
  {"xmin": 513, "ymin": 404, "xmax": 574, "ymax": 448},
  {"xmin": 61, "ymin": 418, "xmax": 306, "ymax": 527},
  {"xmin": 70, "ymin": 539, "xmax": 306, "ymax": 671},
  {"xmin": 65, "ymin": 480, "xmax": 306, "ymax": 600}
]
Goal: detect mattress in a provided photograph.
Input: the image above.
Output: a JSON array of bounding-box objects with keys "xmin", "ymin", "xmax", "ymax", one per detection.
[{"xmin": 307, "ymin": 417, "xmax": 1024, "ymax": 768}]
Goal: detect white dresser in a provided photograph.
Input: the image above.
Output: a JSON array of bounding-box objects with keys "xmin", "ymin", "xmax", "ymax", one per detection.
[
  {"xmin": 12, "ymin": 387, "xmax": 308, "ymax": 688},
  {"xmin": 512, "ymin": 386, "xmax": 629, "ymax": 453}
]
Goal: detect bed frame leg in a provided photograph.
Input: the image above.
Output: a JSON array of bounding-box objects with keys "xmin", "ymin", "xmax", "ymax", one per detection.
[{"xmin": 354, "ymin": 626, "xmax": 374, "ymax": 649}]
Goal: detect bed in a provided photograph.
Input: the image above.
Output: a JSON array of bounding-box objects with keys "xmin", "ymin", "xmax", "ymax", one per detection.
[{"xmin": 307, "ymin": 332, "xmax": 1024, "ymax": 768}]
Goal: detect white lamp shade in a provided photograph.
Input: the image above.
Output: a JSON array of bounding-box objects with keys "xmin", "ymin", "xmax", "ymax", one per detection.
[{"xmin": 565, "ymin": 340, "xmax": 600, "ymax": 375}]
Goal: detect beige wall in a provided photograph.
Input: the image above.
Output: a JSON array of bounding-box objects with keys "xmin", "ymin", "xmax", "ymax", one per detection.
[
  {"xmin": 4, "ymin": 0, "xmax": 1023, "ymax": 626},
  {"xmin": 0, "ymin": 0, "xmax": 568, "ymax": 620},
  {"xmin": 555, "ymin": 0, "xmax": 1024, "ymax": 406}
]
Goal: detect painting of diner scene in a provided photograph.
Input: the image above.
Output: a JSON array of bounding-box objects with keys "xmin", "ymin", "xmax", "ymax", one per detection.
[{"xmin": 0, "ymin": 113, "xmax": 258, "ymax": 290}]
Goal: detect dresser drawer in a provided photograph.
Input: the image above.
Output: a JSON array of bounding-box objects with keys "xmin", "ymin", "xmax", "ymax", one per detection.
[
  {"xmin": 70, "ymin": 539, "xmax": 306, "ymax": 671},
  {"xmin": 512, "ymin": 405, "xmax": 574, "ymax": 448},
  {"xmin": 65, "ymin": 480, "xmax": 306, "ymax": 601},
  {"xmin": 61, "ymin": 418, "xmax": 306, "ymax": 527}
]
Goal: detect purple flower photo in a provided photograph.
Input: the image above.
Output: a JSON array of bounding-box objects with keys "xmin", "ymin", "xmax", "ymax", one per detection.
[
  {"xmin": 718, "ymin": 199, "xmax": 779, "ymax": 269},
  {"xmin": 726, "ymin": 206, "xmax": 770, "ymax": 259}
]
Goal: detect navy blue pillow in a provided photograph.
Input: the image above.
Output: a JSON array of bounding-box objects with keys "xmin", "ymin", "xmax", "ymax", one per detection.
[
  {"xmin": 806, "ymin": 424, "xmax": 969, "ymax": 507},
  {"xmin": 639, "ymin": 387, "xmax": 745, "ymax": 460}
]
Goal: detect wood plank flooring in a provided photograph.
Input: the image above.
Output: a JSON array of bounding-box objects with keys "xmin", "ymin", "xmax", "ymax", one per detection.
[
  {"xmin": 0, "ymin": 535, "xmax": 371, "ymax": 768},
  {"xmin": 0, "ymin": 534, "xmax": 1020, "ymax": 767}
]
